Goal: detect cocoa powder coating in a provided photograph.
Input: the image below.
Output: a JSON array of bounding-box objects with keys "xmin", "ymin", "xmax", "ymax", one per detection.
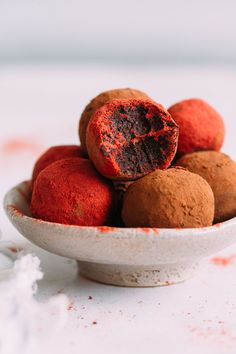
[
  {"xmin": 122, "ymin": 168, "xmax": 214, "ymax": 228},
  {"xmin": 176, "ymin": 151, "xmax": 236, "ymax": 223},
  {"xmin": 79, "ymin": 88, "xmax": 149, "ymax": 154}
]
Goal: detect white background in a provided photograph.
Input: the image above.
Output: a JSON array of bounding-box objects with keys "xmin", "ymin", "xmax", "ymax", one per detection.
[{"xmin": 1, "ymin": 0, "xmax": 236, "ymax": 62}]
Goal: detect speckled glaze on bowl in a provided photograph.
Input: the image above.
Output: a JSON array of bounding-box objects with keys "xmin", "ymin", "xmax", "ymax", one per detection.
[{"xmin": 4, "ymin": 181, "xmax": 236, "ymax": 287}]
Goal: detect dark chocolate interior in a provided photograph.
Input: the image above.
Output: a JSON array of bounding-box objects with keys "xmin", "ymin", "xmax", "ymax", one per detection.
[{"xmin": 100, "ymin": 104, "xmax": 177, "ymax": 176}]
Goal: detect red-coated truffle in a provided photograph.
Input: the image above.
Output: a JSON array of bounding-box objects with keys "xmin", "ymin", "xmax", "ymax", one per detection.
[
  {"xmin": 86, "ymin": 99, "xmax": 179, "ymax": 180},
  {"xmin": 31, "ymin": 158, "xmax": 115, "ymax": 226},
  {"xmin": 79, "ymin": 88, "xmax": 150, "ymax": 154},
  {"xmin": 32, "ymin": 145, "xmax": 86, "ymax": 186},
  {"xmin": 168, "ymin": 98, "xmax": 225, "ymax": 157}
]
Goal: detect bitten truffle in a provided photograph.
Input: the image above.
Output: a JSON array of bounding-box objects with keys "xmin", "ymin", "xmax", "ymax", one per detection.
[
  {"xmin": 122, "ymin": 168, "xmax": 214, "ymax": 228},
  {"xmin": 79, "ymin": 88, "xmax": 149, "ymax": 154},
  {"xmin": 175, "ymin": 151, "xmax": 236, "ymax": 223},
  {"xmin": 86, "ymin": 99, "xmax": 179, "ymax": 180},
  {"xmin": 168, "ymin": 98, "xmax": 225, "ymax": 156},
  {"xmin": 32, "ymin": 145, "xmax": 86, "ymax": 186},
  {"xmin": 31, "ymin": 158, "xmax": 115, "ymax": 226}
]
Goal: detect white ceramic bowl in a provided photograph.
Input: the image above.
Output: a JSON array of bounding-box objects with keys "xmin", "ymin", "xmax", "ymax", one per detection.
[{"xmin": 4, "ymin": 181, "xmax": 236, "ymax": 287}]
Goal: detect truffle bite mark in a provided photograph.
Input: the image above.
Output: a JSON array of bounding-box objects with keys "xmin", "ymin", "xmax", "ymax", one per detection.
[
  {"xmin": 79, "ymin": 88, "xmax": 150, "ymax": 154},
  {"xmin": 87, "ymin": 99, "xmax": 179, "ymax": 179}
]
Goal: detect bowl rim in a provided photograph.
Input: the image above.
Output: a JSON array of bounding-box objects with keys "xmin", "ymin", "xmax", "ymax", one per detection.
[{"xmin": 3, "ymin": 180, "xmax": 236, "ymax": 237}]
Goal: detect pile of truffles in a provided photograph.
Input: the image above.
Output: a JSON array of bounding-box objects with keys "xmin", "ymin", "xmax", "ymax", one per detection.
[{"xmin": 30, "ymin": 88, "xmax": 236, "ymax": 229}]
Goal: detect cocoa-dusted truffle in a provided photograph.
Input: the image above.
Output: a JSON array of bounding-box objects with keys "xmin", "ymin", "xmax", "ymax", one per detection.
[
  {"xmin": 31, "ymin": 157, "xmax": 115, "ymax": 226},
  {"xmin": 122, "ymin": 168, "xmax": 214, "ymax": 228},
  {"xmin": 168, "ymin": 98, "xmax": 225, "ymax": 157},
  {"xmin": 86, "ymin": 99, "xmax": 179, "ymax": 180},
  {"xmin": 79, "ymin": 88, "xmax": 149, "ymax": 154},
  {"xmin": 32, "ymin": 145, "xmax": 86, "ymax": 186},
  {"xmin": 175, "ymin": 151, "xmax": 236, "ymax": 223}
]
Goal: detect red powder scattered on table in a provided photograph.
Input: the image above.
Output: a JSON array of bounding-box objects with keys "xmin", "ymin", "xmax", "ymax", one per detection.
[
  {"xmin": 211, "ymin": 255, "xmax": 236, "ymax": 266},
  {"xmin": 8, "ymin": 246, "xmax": 23, "ymax": 253},
  {"xmin": 2, "ymin": 138, "xmax": 41, "ymax": 153},
  {"xmin": 67, "ymin": 301, "xmax": 76, "ymax": 311},
  {"xmin": 188, "ymin": 321, "xmax": 236, "ymax": 344}
]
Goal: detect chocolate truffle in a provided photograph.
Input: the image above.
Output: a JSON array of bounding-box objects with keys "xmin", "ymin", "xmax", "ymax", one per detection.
[
  {"xmin": 32, "ymin": 145, "xmax": 86, "ymax": 186},
  {"xmin": 113, "ymin": 180, "xmax": 134, "ymax": 226},
  {"xmin": 122, "ymin": 168, "xmax": 214, "ymax": 228},
  {"xmin": 79, "ymin": 88, "xmax": 149, "ymax": 154},
  {"xmin": 31, "ymin": 157, "xmax": 115, "ymax": 226},
  {"xmin": 168, "ymin": 98, "xmax": 225, "ymax": 157},
  {"xmin": 86, "ymin": 99, "xmax": 179, "ymax": 180},
  {"xmin": 175, "ymin": 151, "xmax": 236, "ymax": 223}
]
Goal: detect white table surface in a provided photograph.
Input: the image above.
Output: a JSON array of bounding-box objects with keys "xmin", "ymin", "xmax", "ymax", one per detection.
[{"xmin": 1, "ymin": 64, "xmax": 236, "ymax": 354}]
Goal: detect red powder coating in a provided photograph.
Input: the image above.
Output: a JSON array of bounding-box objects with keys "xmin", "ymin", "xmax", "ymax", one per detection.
[
  {"xmin": 8, "ymin": 246, "xmax": 18, "ymax": 253},
  {"xmin": 32, "ymin": 145, "xmax": 86, "ymax": 186},
  {"xmin": 9, "ymin": 205, "xmax": 24, "ymax": 216},
  {"xmin": 153, "ymin": 228, "xmax": 159, "ymax": 233},
  {"xmin": 8, "ymin": 246, "xmax": 23, "ymax": 253},
  {"xmin": 86, "ymin": 99, "xmax": 179, "ymax": 180},
  {"xmin": 211, "ymin": 255, "xmax": 236, "ymax": 266},
  {"xmin": 168, "ymin": 98, "xmax": 225, "ymax": 157},
  {"xmin": 97, "ymin": 226, "xmax": 117, "ymax": 232},
  {"xmin": 188, "ymin": 321, "xmax": 236, "ymax": 344},
  {"xmin": 2, "ymin": 138, "xmax": 41, "ymax": 153},
  {"xmin": 140, "ymin": 227, "xmax": 151, "ymax": 233},
  {"xmin": 31, "ymin": 157, "xmax": 115, "ymax": 226},
  {"xmin": 67, "ymin": 301, "xmax": 76, "ymax": 311}
]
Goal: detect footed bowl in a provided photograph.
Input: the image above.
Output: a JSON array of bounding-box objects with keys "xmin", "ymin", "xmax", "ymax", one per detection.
[{"xmin": 4, "ymin": 181, "xmax": 236, "ymax": 287}]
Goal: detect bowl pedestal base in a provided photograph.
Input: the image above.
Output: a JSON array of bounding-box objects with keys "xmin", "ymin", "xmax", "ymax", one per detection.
[{"xmin": 78, "ymin": 261, "xmax": 199, "ymax": 287}]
